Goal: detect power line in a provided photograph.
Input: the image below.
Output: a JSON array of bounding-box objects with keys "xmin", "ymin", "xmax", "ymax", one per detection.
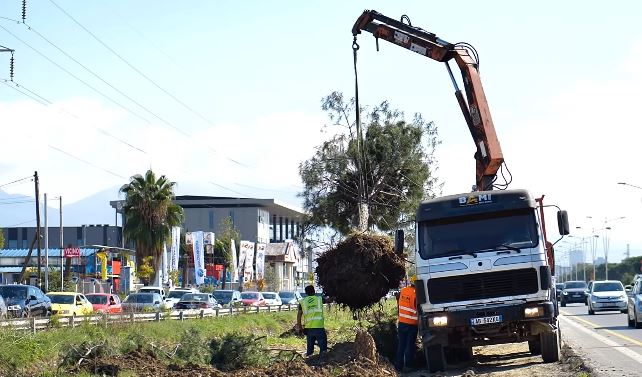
[
  {"xmin": 1, "ymin": 16, "xmax": 248, "ymax": 168},
  {"xmin": 0, "ymin": 23, "xmax": 152, "ymax": 124},
  {"xmin": 47, "ymin": 145, "xmax": 127, "ymax": 179},
  {"xmin": 0, "ymin": 199, "xmax": 35, "ymax": 205},
  {"xmin": 0, "ymin": 175, "xmax": 32, "ymax": 188},
  {"xmin": 1, "ymin": 78, "xmax": 147, "ymax": 155},
  {"xmin": 4, "ymin": 218, "xmax": 36, "ymax": 227},
  {"xmin": 5, "ymin": 18, "xmax": 192, "ymax": 138},
  {"xmin": 48, "ymin": 0, "xmax": 216, "ymax": 128}
]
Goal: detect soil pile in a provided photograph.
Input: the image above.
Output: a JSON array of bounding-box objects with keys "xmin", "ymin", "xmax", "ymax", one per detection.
[{"xmin": 316, "ymin": 233, "xmax": 406, "ymax": 310}]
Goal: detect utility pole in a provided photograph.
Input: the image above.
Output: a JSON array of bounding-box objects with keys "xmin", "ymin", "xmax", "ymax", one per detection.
[
  {"xmin": 60, "ymin": 196, "xmax": 63, "ymax": 285},
  {"xmin": 44, "ymin": 193, "xmax": 49, "ymax": 292},
  {"xmin": 626, "ymin": 244, "xmax": 630, "ymax": 259},
  {"xmin": 34, "ymin": 171, "xmax": 42, "ymax": 291}
]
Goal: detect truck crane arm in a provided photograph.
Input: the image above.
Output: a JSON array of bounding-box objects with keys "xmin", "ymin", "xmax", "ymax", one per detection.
[{"xmin": 352, "ymin": 10, "xmax": 504, "ymax": 191}]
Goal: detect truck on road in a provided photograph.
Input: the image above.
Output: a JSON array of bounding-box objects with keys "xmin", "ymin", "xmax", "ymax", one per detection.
[{"xmin": 352, "ymin": 10, "xmax": 570, "ymax": 372}]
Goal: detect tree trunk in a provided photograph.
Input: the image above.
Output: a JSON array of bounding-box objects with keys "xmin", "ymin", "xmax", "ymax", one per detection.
[
  {"xmin": 152, "ymin": 251, "xmax": 163, "ymax": 287},
  {"xmin": 357, "ymin": 202, "xmax": 369, "ymax": 232}
]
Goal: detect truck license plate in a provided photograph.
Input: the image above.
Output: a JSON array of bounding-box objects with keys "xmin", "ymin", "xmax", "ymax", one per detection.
[{"xmin": 470, "ymin": 315, "xmax": 503, "ymax": 325}]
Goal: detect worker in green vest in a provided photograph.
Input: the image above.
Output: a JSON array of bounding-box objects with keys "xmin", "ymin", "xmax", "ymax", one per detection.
[{"xmin": 296, "ymin": 285, "xmax": 327, "ymax": 356}]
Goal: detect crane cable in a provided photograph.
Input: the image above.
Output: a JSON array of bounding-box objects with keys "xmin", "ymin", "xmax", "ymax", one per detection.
[{"xmin": 352, "ymin": 36, "xmax": 368, "ymax": 208}]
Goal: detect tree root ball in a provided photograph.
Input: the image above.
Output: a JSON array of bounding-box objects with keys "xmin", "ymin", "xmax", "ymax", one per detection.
[{"xmin": 316, "ymin": 233, "xmax": 405, "ymax": 311}]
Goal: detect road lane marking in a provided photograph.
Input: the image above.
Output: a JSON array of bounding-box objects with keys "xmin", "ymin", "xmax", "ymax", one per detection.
[
  {"xmin": 559, "ymin": 315, "xmax": 642, "ymax": 364},
  {"xmin": 559, "ymin": 311, "xmax": 642, "ymax": 348}
]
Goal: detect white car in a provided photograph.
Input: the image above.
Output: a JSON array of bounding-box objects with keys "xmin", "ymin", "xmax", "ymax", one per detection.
[
  {"xmin": 164, "ymin": 288, "xmax": 199, "ymax": 309},
  {"xmin": 588, "ymin": 280, "xmax": 628, "ymax": 315},
  {"xmin": 261, "ymin": 292, "xmax": 282, "ymax": 306},
  {"xmin": 138, "ymin": 286, "xmax": 166, "ymax": 301}
]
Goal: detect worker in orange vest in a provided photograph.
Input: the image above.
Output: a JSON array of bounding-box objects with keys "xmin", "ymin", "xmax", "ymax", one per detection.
[{"xmin": 395, "ymin": 274, "xmax": 418, "ymax": 372}]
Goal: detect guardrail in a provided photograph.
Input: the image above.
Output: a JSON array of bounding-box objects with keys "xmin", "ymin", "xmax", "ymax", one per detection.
[{"xmin": 0, "ymin": 304, "xmax": 309, "ymax": 333}]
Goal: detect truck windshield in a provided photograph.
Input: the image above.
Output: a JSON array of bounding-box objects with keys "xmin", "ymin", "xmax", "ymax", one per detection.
[{"xmin": 418, "ymin": 208, "xmax": 538, "ymax": 259}]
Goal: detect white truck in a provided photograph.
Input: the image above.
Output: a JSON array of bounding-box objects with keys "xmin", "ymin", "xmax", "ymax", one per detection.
[
  {"xmin": 411, "ymin": 190, "xmax": 568, "ymax": 372},
  {"xmin": 352, "ymin": 10, "xmax": 570, "ymax": 372}
]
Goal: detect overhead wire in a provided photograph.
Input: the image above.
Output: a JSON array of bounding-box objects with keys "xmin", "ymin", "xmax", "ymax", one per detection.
[
  {"xmin": 1, "ymin": 13, "xmax": 249, "ymax": 168},
  {"xmin": 1, "ymin": 78, "xmax": 147, "ymax": 155},
  {"xmin": 0, "ymin": 175, "xmax": 33, "ymax": 189},
  {"xmin": 0, "ymin": 23, "xmax": 152, "ymax": 124},
  {"xmin": 47, "ymin": 0, "xmax": 217, "ymax": 128}
]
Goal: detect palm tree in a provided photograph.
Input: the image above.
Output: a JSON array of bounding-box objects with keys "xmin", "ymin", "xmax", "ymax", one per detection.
[{"xmin": 120, "ymin": 169, "xmax": 184, "ymax": 285}]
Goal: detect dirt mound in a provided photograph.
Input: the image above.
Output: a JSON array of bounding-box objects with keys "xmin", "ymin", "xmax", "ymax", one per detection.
[{"xmin": 316, "ymin": 233, "xmax": 406, "ymax": 311}]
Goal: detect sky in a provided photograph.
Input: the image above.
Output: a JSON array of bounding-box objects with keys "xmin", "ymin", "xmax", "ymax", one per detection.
[{"xmin": 0, "ymin": 1, "xmax": 641, "ymax": 264}]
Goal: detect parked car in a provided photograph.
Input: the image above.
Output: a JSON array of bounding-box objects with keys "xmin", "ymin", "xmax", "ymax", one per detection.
[
  {"xmin": 261, "ymin": 292, "xmax": 282, "ymax": 306},
  {"xmin": 164, "ymin": 288, "xmax": 199, "ymax": 309},
  {"xmin": 588, "ymin": 280, "xmax": 627, "ymax": 315},
  {"xmin": 0, "ymin": 284, "xmax": 51, "ymax": 317},
  {"xmin": 278, "ymin": 291, "xmax": 302, "ymax": 305},
  {"xmin": 561, "ymin": 281, "xmax": 588, "ymax": 306},
  {"xmin": 0, "ymin": 294, "xmax": 7, "ymax": 319},
  {"xmin": 212, "ymin": 290, "xmax": 241, "ymax": 307},
  {"xmin": 241, "ymin": 291, "xmax": 266, "ymax": 307},
  {"xmin": 555, "ymin": 283, "xmax": 564, "ymax": 301},
  {"xmin": 175, "ymin": 293, "xmax": 221, "ymax": 310},
  {"xmin": 85, "ymin": 293, "xmax": 123, "ymax": 314},
  {"xmin": 137, "ymin": 286, "xmax": 166, "ymax": 300},
  {"xmin": 627, "ymin": 277, "xmax": 642, "ymax": 328},
  {"xmin": 122, "ymin": 293, "xmax": 163, "ymax": 312},
  {"xmin": 47, "ymin": 292, "xmax": 94, "ymax": 316}
]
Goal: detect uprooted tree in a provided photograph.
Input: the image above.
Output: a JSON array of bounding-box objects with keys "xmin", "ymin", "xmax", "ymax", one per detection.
[{"xmin": 299, "ymin": 91, "xmax": 440, "ymax": 310}]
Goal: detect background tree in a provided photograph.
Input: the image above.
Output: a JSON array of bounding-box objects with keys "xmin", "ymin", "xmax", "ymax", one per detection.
[
  {"xmin": 264, "ymin": 264, "xmax": 281, "ymax": 292},
  {"xmin": 299, "ymin": 91, "xmax": 440, "ymax": 236},
  {"xmin": 0, "ymin": 228, "xmax": 4, "ymax": 248},
  {"xmin": 213, "ymin": 217, "xmax": 240, "ymax": 289},
  {"xmin": 120, "ymin": 169, "xmax": 184, "ymax": 285}
]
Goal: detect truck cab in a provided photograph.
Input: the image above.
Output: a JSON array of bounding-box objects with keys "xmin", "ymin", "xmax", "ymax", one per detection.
[{"xmin": 413, "ymin": 189, "xmax": 568, "ymax": 372}]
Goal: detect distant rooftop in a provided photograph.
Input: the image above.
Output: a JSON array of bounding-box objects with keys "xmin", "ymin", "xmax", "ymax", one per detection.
[{"xmin": 110, "ymin": 195, "xmax": 305, "ymax": 220}]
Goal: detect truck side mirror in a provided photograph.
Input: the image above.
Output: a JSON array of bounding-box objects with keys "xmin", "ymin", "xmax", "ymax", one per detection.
[
  {"xmin": 557, "ymin": 210, "xmax": 570, "ymax": 235},
  {"xmin": 394, "ymin": 230, "xmax": 405, "ymax": 255}
]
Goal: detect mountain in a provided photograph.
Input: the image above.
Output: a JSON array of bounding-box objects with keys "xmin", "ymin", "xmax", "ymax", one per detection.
[{"xmin": 0, "ymin": 187, "xmax": 119, "ymax": 227}]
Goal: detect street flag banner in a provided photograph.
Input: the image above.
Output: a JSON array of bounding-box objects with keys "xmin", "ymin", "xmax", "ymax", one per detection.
[
  {"xmin": 192, "ymin": 231, "xmax": 206, "ymax": 285},
  {"xmin": 203, "ymin": 232, "xmax": 215, "ymax": 245},
  {"xmin": 238, "ymin": 240, "xmax": 247, "ymax": 281},
  {"xmin": 241, "ymin": 241, "xmax": 255, "ymax": 281},
  {"xmin": 170, "ymin": 226, "xmax": 180, "ymax": 271},
  {"xmin": 230, "ymin": 239, "xmax": 238, "ymax": 282},
  {"xmin": 255, "ymin": 243, "xmax": 266, "ymax": 280},
  {"xmin": 161, "ymin": 242, "xmax": 169, "ymax": 285}
]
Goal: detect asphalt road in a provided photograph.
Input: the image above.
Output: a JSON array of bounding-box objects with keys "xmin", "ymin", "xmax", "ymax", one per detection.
[{"xmin": 560, "ymin": 303, "xmax": 642, "ymax": 376}]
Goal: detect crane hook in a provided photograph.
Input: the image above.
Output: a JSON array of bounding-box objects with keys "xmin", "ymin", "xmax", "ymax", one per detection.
[{"xmin": 352, "ymin": 36, "xmax": 360, "ymax": 51}]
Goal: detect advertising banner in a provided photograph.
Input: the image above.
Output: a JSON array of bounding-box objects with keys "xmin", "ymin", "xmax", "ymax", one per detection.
[
  {"xmin": 192, "ymin": 231, "xmax": 206, "ymax": 285},
  {"xmin": 237, "ymin": 239, "xmax": 247, "ymax": 281},
  {"xmin": 203, "ymin": 232, "xmax": 215, "ymax": 245},
  {"xmin": 170, "ymin": 226, "xmax": 180, "ymax": 271},
  {"xmin": 255, "ymin": 243, "xmax": 266, "ymax": 280},
  {"xmin": 161, "ymin": 242, "xmax": 168, "ymax": 286},
  {"xmin": 240, "ymin": 241, "xmax": 255, "ymax": 282},
  {"xmin": 64, "ymin": 247, "xmax": 81, "ymax": 258},
  {"xmin": 230, "ymin": 239, "xmax": 238, "ymax": 282}
]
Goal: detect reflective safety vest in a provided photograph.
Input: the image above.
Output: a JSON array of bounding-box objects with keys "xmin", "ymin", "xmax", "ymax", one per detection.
[
  {"xmin": 398, "ymin": 285, "xmax": 418, "ymax": 325},
  {"xmin": 299, "ymin": 295, "xmax": 324, "ymax": 329}
]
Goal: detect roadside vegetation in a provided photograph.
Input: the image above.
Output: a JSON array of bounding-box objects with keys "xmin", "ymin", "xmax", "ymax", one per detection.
[{"xmin": 0, "ymin": 301, "xmax": 399, "ymax": 376}]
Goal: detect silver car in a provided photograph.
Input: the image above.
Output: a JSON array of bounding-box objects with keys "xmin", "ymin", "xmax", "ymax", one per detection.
[
  {"xmin": 627, "ymin": 278, "xmax": 642, "ymax": 328},
  {"xmin": 588, "ymin": 280, "xmax": 627, "ymax": 315},
  {"xmin": 122, "ymin": 292, "xmax": 163, "ymax": 312}
]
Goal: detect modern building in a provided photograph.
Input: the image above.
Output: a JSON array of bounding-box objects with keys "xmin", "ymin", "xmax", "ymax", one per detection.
[
  {"xmin": 110, "ymin": 196, "xmax": 306, "ymax": 245},
  {"xmin": 1, "ymin": 225, "xmax": 122, "ymax": 249}
]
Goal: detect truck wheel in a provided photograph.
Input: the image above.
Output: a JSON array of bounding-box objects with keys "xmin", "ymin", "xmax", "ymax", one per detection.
[
  {"xmin": 528, "ymin": 339, "xmax": 541, "ymax": 355},
  {"xmin": 425, "ymin": 344, "xmax": 446, "ymax": 373},
  {"xmin": 560, "ymin": 300, "xmax": 566, "ymax": 307},
  {"xmin": 628, "ymin": 312, "xmax": 635, "ymax": 328},
  {"xmin": 540, "ymin": 331, "xmax": 560, "ymax": 363},
  {"xmin": 588, "ymin": 308, "xmax": 595, "ymax": 315}
]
